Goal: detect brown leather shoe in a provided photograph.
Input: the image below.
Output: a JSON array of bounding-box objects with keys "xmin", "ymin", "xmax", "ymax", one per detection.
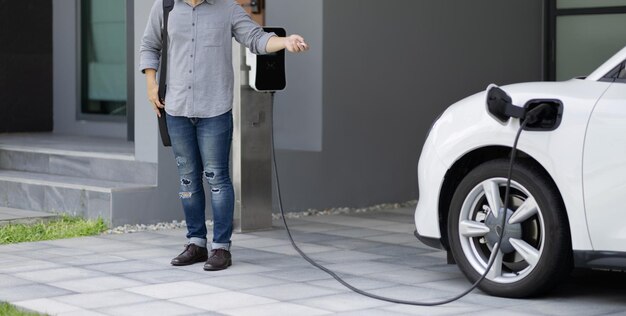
[
  {"xmin": 203, "ymin": 248, "xmax": 232, "ymax": 271},
  {"xmin": 170, "ymin": 244, "xmax": 208, "ymax": 266}
]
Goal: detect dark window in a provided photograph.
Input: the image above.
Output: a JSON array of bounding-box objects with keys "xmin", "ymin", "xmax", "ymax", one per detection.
[
  {"xmin": 80, "ymin": 0, "xmax": 127, "ymax": 116},
  {"xmin": 545, "ymin": 1, "xmax": 626, "ymax": 81}
]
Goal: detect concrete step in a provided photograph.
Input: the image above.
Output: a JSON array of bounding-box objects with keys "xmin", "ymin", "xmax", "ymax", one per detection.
[
  {"xmin": 0, "ymin": 146, "xmax": 156, "ymax": 186},
  {"xmin": 0, "ymin": 170, "xmax": 155, "ymax": 223},
  {"xmin": 0, "ymin": 207, "xmax": 59, "ymax": 227}
]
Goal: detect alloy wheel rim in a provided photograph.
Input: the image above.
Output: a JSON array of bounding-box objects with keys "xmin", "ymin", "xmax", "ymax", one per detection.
[{"xmin": 458, "ymin": 177, "xmax": 545, "ymax": 283}]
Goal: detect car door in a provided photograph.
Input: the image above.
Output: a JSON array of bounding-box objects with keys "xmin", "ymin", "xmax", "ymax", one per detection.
[{"xmin": 583, "ymin": 62, "xmax": 626, "ymax": 252}]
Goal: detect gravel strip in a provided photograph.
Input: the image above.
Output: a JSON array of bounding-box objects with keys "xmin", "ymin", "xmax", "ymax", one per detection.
[{"xmin": 103, "ymin": 200, "xmax": 417, "ymax": 234}]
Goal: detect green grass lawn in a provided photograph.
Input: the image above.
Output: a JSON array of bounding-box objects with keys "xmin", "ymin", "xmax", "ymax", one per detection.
[
  {"xmin": 0, "ymin": 302, "xmax": 45, "ymax": 316},
  {"xmin": 0, "ymin": 215, "xmax": 107, "ymax": 245}
]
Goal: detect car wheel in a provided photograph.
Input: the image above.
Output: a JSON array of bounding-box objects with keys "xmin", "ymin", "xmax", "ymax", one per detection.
[{"xmin": 448, "ymin": 159, "xmax": 571, "ymax": 297}]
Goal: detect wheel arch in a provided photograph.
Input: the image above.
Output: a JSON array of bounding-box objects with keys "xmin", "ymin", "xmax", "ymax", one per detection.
[{"xmin": 437, "ymin": 146, "xmax": 571, "ymax": 251}]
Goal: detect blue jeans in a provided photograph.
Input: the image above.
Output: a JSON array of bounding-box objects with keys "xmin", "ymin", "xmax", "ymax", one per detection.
[{"xmin": 166, "ymin": 111, "xmax": 235, "ymax": 250}]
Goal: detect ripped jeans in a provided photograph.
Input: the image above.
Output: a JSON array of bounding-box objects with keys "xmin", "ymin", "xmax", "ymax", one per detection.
[{"xmin": 166, "ymin": 111, "xmax": 234, "ymax": 250}]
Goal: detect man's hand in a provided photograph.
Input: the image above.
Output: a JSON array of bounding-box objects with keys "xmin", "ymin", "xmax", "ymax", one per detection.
[
  {"xmin": 266, "ymin": 35, "xmax": 309, "ymax": 54},
  {"xmin": 145, "ymin": 69, "xmax": 164, "ymax": 117},
  {"xmin": 284, "ymin": 35, "xmax": 309, "ymax": 53}
]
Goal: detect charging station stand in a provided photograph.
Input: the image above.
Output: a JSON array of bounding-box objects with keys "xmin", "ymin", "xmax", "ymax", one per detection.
[{"xmin": 231, "ymin": 28, "xmax": 286, "ymax": 232}]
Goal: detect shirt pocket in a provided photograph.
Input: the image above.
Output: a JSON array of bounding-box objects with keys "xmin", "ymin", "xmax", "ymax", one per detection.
[
  {"xmin": 201, "ymin": 27, "xmax": 224, "ymax": 47},
  {"xmin": 197, "ymin": 20, "xmax": 225, "ymax": 47}
]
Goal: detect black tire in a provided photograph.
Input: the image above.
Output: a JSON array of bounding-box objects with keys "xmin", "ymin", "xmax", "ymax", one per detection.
[{"xmin": 448, "ymin": 159, "xmax": 572, "ymax": 297}]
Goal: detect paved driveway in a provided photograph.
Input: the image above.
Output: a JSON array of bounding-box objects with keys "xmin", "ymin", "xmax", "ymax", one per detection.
[{"xmin": 1, "ymin": 207, "xmax": 625, "ymax": 315}]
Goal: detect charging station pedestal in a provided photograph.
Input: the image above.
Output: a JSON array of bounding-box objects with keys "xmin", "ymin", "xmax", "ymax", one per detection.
[{"xmin": 231, "ymin": 27, "xmax": 286, "ymax": 232}]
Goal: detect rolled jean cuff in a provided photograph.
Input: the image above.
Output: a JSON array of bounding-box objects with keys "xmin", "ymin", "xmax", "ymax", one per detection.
[
  {"xmin": 211, "ymin": 242, "xmax": 231, "ymax": 251},
  {"xmin": 189, "ymin": 237, "xmax": 207, "ymax": 248}
]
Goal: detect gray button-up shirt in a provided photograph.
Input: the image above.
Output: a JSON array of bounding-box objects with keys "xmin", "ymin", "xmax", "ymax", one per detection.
[{"xmin": 140, "ymin": 0, "xmax": 274, "ymax": 118}]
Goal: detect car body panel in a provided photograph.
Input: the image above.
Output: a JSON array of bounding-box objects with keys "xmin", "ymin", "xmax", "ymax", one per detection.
[
  {"xmin": 415, "ymin": 80, "xmax": 613, "ymax": 251},
  {"xmin": 583, "ymin": 82, "xmax": 626, "ymax": 251}
]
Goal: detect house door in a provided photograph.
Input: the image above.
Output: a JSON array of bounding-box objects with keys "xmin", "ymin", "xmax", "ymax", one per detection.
[{"xmin": 0, "ymin": 1, "xmax": 53, "ymax": 133}]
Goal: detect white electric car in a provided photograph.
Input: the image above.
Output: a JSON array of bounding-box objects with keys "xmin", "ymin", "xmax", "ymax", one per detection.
[{"xmin": 414, "ymin": 46, "xmax": 626, "ymax": 298}]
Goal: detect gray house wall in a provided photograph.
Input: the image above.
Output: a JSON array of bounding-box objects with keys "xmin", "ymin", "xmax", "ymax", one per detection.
[
  {"xmin": 265, "ymin": 0, "xmax": 323, "ymax": 152},
  {"xmin": 53, "ymin": 0, "xmax": 545, "ymax": 221},
  {"xmin": 52, "ymin": 0, "xmax": 127, "ymax": 138},
  {"xmin": 272, "ymin": 0, "xmax": 545, "ymax": 211}
]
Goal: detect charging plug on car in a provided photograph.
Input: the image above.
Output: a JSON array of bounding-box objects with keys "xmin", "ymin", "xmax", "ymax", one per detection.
[
  {"xmin": 522, "ymin": 100, "xmax": 563, "ymax": 131},
  {"xmin": 487, "ymin": 86, "xmax": 563, "ymax": 131}
]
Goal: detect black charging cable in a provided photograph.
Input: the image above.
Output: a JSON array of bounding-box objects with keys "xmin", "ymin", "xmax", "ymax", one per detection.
[{"xmin": 270, "ymin": 96, "xmax": 549, "ymax": 306}]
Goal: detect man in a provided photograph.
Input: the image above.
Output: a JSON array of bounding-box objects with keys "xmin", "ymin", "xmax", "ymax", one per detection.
[{"xmin": 139, "ymin": 0, "xmax": 308, "ymax": 271}]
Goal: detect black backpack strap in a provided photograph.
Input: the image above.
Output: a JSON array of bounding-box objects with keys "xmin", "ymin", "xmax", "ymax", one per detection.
[
  {"xmin": 157, "ymin": 0, "xmax": 175, "ymax": 147},
  {"xmin": 158, "ymin": 0, "xmax": 174, "ymax": 101}
]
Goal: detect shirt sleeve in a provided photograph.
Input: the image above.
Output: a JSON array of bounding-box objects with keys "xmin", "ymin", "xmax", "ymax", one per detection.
[
  {"xmin": 139, "ymin": 0, "xmax": 164, "ymax": 73},
  {"xmin": 230, "ymin": 1, "xmax": 275, "ymax": 55}
]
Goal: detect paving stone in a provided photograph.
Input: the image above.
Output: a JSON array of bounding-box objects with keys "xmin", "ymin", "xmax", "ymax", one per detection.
[
  {"xmin": 0, "ymin": 284, "xmax": 73, "ymax": 301},
  {"xmin": 293, "ymin": 292, "xmax": 392, "ymax": 312},
  {"xmin": 173, "ymin": 260, "xmax": 276, "ymax": 276},
  {"xmin": 57, "ymin": 310, "xmax": 109, "ymax": 316},
  {"xmin": 13, "ymin": 298, "xmax": 82, "ymax": 315},
  {"xmin": 98, "ymin": 231, "xmax": 165, "ymax": 241},
  {"xmin": 220, "ymin": 302, "xmax": 332, "ymax": 316},
  {"xmin": 364, "ymin": 268, "xmax": 460, "ymax": 286},
  {"xmin": 41, "ymin": 237, "xmax": 146, "ymax": 253},
  {"xmin": 100, "ymin": 300, "xmax": 206, "ymax": 316},
  {"xmin": 322, "ymin": 228, "xmax": 392, "ymax": 239},
  {"xmin": 0, "ymin": 241, "xmax": 50, "ymax": 252},
  {"xmin": 252, "ymin": 256, "xmax": 314, "ymax": 269},
  {"xmin": 366, "ymin": 285, "xmax": 465, "ymax": 305},
  {"xmin": 125, "ymin": 281, "xmax": 226, "ymax": 299},
  {"xmin": 171, "ymin": 291, "xmax": 277, "ymax": 311},
  {"xmin": 15, "ymin": 267, "xmax": 105, "ymax": 283},
  {"xmin": 133, "ymin": 237, "xmax": 187, "ymax": 247},
  {"xmin": 307, "ymin": 276, "xmax": 397, "ymax": 292},
  {"xmin": 87, "ymin": 260, "xmax": 165, "ymax": 274},
  {"xmin": 233, "ymin": 237, "xmax": 292, "ymax": 249},
  {"xmin": 315, "ymin": 237, "xmax": 388, "ymax": 250},
  {"xmin": 260, "ymin": 243, "xmax": 338, "ymax": 256},
  {"xmin": 0, "ymin": 253, "xmax": 28, "ymax": 264},
  {"xmin": 383, "ymin": 301, "xmax": 487, "ymax": 315},
  {"xmin": 47, "ymin": 254, "xmax": 128, "ymax": 266},
  {"xmin": 15, "ymin": 247, "xmax": 90, "ymax": 260},
  {"xmin": 361, "ymin": 233, "xmax": 424, "ymax": 245},
  {"xmin": 462, "ymin": 310, "xmax": 547, "ymax": 316},
  {"xmin": 194, "ymin": 274, "xmax": 288, "ymax": 290},
  {"xmin": 357, "ymin": 244, "xmax": 433, "ymax": 258},
  {"xmin": 0, "ymin": 274, "xmax": 33, "ymax": 288},
  {"xmin": 0, "ymin": 259, "xmax": 62, "ymax": 274},
  {"xmin": 506, "ymin": 298, "xmax": 626, "ymax": 316},
  {"xmin": 259, "ymin": 267, "xmax": 333, "ymax": 283},
  {"xmin": 303, "ymin": 250, "xmax": 390, "ymax": 263},
  {"xmin": 226, "ymin": 248, "xmax": 286, "ymax": 261},
  {"xmin": 122, "ymin": 269, "xmax": 209, "ymax": 284},
  {"xmin": 371, "ymin": 223, "xmax": 417, "ymax": 234},
  {"xmin": 54, "ymin": 290, "xmax": 154, "ymax": 309},
  {"xmin": 51, "ymin": 276, "xmax": 145, "ymax": 293},
  {"xmin": 324, "ymin": 261, "xmax": 416, "ymax": 276},
  {"xmin": 109, "ymin": 248, "xmax": 176, "ymax": 260},
  {"xmin": 242, "ymin": 283, "xmax": 342, "ymax": 301},
  {"xmin": 332, "ymin": 309, "xmax": 411, "ymax": 316}
]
